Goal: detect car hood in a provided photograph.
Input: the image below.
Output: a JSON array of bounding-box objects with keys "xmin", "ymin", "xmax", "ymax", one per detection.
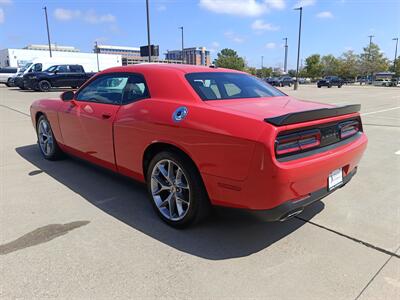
[{"xmin": 205, "ymin": 96, "xmax": 334, "ymax": 120}]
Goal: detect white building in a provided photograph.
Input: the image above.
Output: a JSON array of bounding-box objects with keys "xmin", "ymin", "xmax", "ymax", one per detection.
[
  {"xmin": 0, "ymin": 48, "xmax": 122, "ymax": 71},
  {"xmin": 24, "ymin": 44, "xmax": 80, "ymax": 52}
]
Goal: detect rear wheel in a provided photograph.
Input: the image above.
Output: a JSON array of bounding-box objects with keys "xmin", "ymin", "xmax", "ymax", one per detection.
[
  {"xmin": 36, "ymin": 115, "xmax": 63, "ymax": 160},
  {"xmin": 146, "ymin": 151, "xmax": 210, "ymax": 228},
  {"xmin": 38, "ymin": 80, "xmax": 51, "ymax": 92},
  {"xmin": 317, "ymin": 85, "xmax": 321, "ymax": 88}
]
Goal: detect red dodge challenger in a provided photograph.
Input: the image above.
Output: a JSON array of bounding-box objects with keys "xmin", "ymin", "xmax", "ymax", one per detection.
[{"xmin": 30, "ymin": 64, "xmax": 367, "ymax": 227}]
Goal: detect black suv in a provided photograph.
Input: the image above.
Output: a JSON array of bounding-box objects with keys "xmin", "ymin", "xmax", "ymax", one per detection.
[
  {"xmin": 23, "ymin": 64, "xmax": 96, "ymax": 92},
  {"xmin": 317, "ymin": 76, "xmax": 344, "ymax": 88}
]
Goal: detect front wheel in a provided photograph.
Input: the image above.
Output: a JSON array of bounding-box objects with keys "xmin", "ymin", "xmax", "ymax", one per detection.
[
  {"xmin": 38, "ymin": 80, "xmax": 51, "ymax": 92},
  {"xmin": 36, "ymin": 115, "xmax": 63, "ymax": 160},
  {"xmin": 146, "ymin": 151, "xmax": 210, "ymax": 228}
]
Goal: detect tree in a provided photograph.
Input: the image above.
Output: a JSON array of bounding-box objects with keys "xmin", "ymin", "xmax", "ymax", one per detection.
[
  {"xmin": 389, "ymin": 56, "xmax": 400, "ymax": 76},
  {"xmin": 213, "ymin": 48, "xmax": 245, "ymax": 71},
  {"xmin": 287, "ymin": 69, "xmax": 297, "ymax": 77},
  {"xmin": 321, "ymin": 54, "xmax": 340, "ymax": 76},
  {"xmin": 256, "ymin": 67, "xmax": 273, "ymax": 78},
  {"xmin": 337, "ymin": 50, "xmax": 360, "ymax": 79},
  {"xmin": 359, "ymin": 42, "xmax": 389, "ymax": 75},
  {"xmin": 304, "ymin": 54, "xmax": 323, "ymax": 79}
]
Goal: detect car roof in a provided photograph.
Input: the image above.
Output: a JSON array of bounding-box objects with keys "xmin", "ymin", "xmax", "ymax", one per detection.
[{"xmin": 102, "ymin": 63, "xmax": 244, "ymax": 75}]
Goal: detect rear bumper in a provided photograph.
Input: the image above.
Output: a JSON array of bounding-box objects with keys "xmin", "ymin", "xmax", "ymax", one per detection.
[{"xmin": 254, "ymin": 167, "xmax": 357, "ymax": 221}]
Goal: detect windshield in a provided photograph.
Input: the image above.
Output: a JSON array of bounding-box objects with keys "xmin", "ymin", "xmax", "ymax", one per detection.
[
  {"xmin": 20, "ymin": 63, "xmax": 32, "ymax": 72},
  {"xmin": 186, "ymin": 72, "xmax": 285, "ymax": 101}
]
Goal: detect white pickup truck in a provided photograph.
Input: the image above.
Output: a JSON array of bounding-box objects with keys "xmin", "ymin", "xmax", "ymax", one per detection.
[{"xmin": 0, "ymin": 67, "xmax": 19, "ymax": 86}]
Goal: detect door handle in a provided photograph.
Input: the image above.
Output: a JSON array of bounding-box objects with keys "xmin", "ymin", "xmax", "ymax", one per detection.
[{"xmin": 102, "ymin": 113, "xmax": 112, "ymax": 119}]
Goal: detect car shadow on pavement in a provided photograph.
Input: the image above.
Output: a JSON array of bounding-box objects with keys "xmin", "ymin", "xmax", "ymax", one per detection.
[{"xmin": 16, "ymin": 144, "xmax": 324, "ymax": 260}]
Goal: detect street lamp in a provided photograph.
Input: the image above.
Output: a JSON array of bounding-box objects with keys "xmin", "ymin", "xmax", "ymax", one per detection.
[
  {"xmin": 368, "ymin": 35, "xmax": 374, "ymax": 82},
  {"xmin": 294, "ymin": 7, "xmax": 303, "ymax": 90},
  {"xmin": 261, "ymin": 55, "xmax": 264, "ymax": 69},
  {"xmin": 95, "ymin": 41, "xmax": 100, "ymax": 72},
  {"xmin": 283, "ymin": 37, "xmax": 288, "ymax": 73},
  {"xmin": 43, "ymin": 6, "xmax": 52, "ymax": 58},
  {"xmin": 179, "ymin": 26, "xmax": 184, "ymax": 64},
  {"xmin": 393, "ymin": 37, "xmax": 398, "ymax": 72},
  {"xmin": 146, "ymin": 0, "xmax": 151, "ymax": 62}
]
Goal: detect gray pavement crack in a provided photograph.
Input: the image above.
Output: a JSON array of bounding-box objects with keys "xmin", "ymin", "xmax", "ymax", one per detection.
[
  {"xmin": 0, "ymin": 104, "xmax": 30, "ymax": 117},
  {"xmin": 295, "ymin": 216, "xmax": 400, "ymax": 259},
  {"xmin": 354, "ymin": 245, "xmax": 400, "ymax": 300}
]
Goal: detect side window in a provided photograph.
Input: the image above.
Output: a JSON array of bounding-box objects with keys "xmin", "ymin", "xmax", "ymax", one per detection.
[
  {"xmin": 76, "ymin": 74, "xmax": 149, "ymax": 105},
  {"xmin": 69, "ymin": 65, "xmax": 81, "ymax": 73},
  {"xmin": 224, "ymin": 83, "xmax": 241, "ymax": 97},
  {"xmin": 34, "ymin": 63, "xmax": 42, "ymax": 72},
  {"xmin": 121, "ymin": 75, "xmax": 150, "ymax": 104},
  {"xmin": 57, "ymin": 65, "xmax": 69, "ymax": 72}
]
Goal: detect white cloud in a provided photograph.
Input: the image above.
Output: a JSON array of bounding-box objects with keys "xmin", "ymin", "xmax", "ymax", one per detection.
[
  {"xmin": 84, "ymin": 10, "xmax": 115, "ymax": 24},
  {"xmin": 251, "ymin": 19, "xmax": 279, "ymax": 31},
  {"xmin": 316, "ymin": 11, "xmax": 333, "ymax": 18},
  {"xmin": 294, "ymin": 0, "xmax": 316, "ymax": 8},
  {"xmin": 54, "ymin": 8, "xmax": 81, "ymax": 21},
  {"xmin": 0, "ymin": 8, "xmax": 4, "ymax": 23},
  {"xmin": 224, "ymin": 31, "xmax": 245, "ymax": 43},
  {"xmin": 199, "ymin": 0, "xmax": 285, "ymax": 17},
  {"xmin": 54, "ymin": 8, "xmax": 115, "ymax": 24},
  {"xmin": 265, "ymin": 42, "xmax": 277, "ymax": 49},
  {"xmin": 265, "ymin": 0, "xmax": 285, "ymax": 9}
]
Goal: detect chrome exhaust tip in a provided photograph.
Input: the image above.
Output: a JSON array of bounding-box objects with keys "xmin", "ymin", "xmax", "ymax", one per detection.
[{"xmin": 279, "ymin": 209, "xmax": 303, "ymax": 222}]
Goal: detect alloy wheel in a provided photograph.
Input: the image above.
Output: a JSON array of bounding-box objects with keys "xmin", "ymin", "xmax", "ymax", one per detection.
[
  {"xmin": 38, "ymin": 119, "xmax": 54, "ymax": 156},
  {"xmin": 150, "ymin": 159, "xmax": 191, "ymax": 221}
]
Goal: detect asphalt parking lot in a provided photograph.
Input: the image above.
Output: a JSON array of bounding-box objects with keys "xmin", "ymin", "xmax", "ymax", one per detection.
[{"xmin": 0, "ymin": 84, "xmax": 399, "ymax": 299}]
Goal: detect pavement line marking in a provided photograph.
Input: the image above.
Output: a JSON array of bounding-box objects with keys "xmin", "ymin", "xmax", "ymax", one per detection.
[
  {"xmin": 296, "ymin": 216, "xmax": 400, "ymax": 259},
  {"xmin": 0, "ymin": 104, "xmax": 30, "ymax": 117},
  {"xmin": 361, "ymin": 106, "xmax": 400, "ymax": 116}
]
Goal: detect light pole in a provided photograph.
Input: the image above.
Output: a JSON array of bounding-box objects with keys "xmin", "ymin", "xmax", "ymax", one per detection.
[
  {"xmin": 294, "ymin": 7, "xmax": 302, "ymax": 90},
  {"xmin": 367, "ymin": 35, "xmax": 375, "ymax": 82},
  {"xmin": 43, "ymin": 6, "xmax": 52, "ymax": 58},
  {"xmin": 179, "ymin": 26, "xmax": 184, "ymax": 64},
  {"xmin": 146, "ymin": 0, "xmax": 151, "ymax": 62},
  {"xmin": 95, "ymin": 41, "xmax": 100, "ymax": 72},
  {"xmin": 283, "ymin": 37, "xmax": 288, "ymax": 73},
  {"xmin": 393, "ymin": 37, "xmax": 398, "ymax": 72},
  {"xmin": 261, "ymin": 56, "xmax": 264, "ymax": 69}
]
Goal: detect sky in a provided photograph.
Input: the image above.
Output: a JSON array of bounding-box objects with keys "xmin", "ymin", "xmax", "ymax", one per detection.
[{"xmin": 0, "ymin": 0, "xmax": 399, "ymax": 69}]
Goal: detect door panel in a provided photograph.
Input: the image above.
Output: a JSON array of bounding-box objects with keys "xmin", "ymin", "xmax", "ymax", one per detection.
[{"xmin": 58, "ymin": 101, "xmax": 120, "ymax": 171}]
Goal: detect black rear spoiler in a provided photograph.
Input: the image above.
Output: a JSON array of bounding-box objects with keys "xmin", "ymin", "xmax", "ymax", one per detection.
[{"xmin": 264, "ymin": 104, "xmax": 361, "ymax": 126}]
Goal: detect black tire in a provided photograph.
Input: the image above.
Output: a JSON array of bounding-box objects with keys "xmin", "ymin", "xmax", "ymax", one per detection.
[
  {"xmin": 317, "ymin": 85, "xmax": 321, "ymax": 88},
  {"xmin": 146, "ymin": 150, "xmax": 210, "ymax": 228},
  {"xmin": 328, "ymin": 84, "xmax": 332, "ymax": 88},
  {"xmin": 38, "ymin": 80, "xmax": 51, "ymax": 92},
  {"xmin": 338, "ymin": 84, "xmax": 342, "ymax": 88},
  {"xmin": 36, "ymin": 115, "xmax": 63, "ymax": 160}
]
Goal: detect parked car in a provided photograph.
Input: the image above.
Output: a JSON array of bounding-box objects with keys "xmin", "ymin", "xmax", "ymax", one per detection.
[
  {"xmin": 373, "ymin": 78, "xmax": 392, "ymax": 87},
  {"xmin": 0, "ymin": 67, "xmax": 18, "ymax": 86},
  {"xmin": 265, "ymin": 77, "xmax": 280, "ymax": 86},
  {"xmin": 278, "ymin": 76, "xmax": 294, "ymax": 87},
  {"xmin": 23, "ymin": 64, "xmax": 96, "ymax": 92},
  {"xmin": 298, "ymin": 77, "xmax": 311, "ymax": 84},
  {"xmin": 317, "ymin": 76, "xmax": 344, "ymax": 88},
  {"xmin": 30, "ymin": 64, "xmax": 367, "ymax": 228}
]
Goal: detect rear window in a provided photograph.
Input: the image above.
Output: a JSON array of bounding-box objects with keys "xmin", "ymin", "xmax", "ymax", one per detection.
[{"xmin": 186, "ymin": 72, "xmax": 285, "ymax": 101}]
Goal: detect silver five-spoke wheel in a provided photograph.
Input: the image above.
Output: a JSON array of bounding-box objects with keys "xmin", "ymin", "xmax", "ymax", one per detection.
[
  {"xmin": 38, "ymin": 118, "xmax": 54, "ymax": 156},
  {"xmin": 150, "ymin": 159, "xmax": 191, "ymax": 221}
]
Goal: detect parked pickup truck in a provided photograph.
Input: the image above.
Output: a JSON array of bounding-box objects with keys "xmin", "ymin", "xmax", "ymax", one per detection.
[{"xmin": 23, "ymin": 64, "xmax": 96, "ymax": 92}]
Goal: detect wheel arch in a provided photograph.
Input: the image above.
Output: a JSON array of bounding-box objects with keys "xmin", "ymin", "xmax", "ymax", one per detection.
[{"xmin": 142, "ymin": 142, "xmax": 200, "ymax": 182}]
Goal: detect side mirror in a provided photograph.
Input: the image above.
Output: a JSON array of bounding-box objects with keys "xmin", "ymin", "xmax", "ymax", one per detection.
[{"xmin": 61, "ymin": 91, "xmax": 75, "ymax": 101}]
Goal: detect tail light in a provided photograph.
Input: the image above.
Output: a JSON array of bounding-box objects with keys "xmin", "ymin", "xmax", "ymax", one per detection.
[
  {"xmin": 276, "ymin": 129, "xmax": 321, "ymax": 156},
  {"xmin": 339, "ymin": 120, "xmax": 359, "ymax": 139}
]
